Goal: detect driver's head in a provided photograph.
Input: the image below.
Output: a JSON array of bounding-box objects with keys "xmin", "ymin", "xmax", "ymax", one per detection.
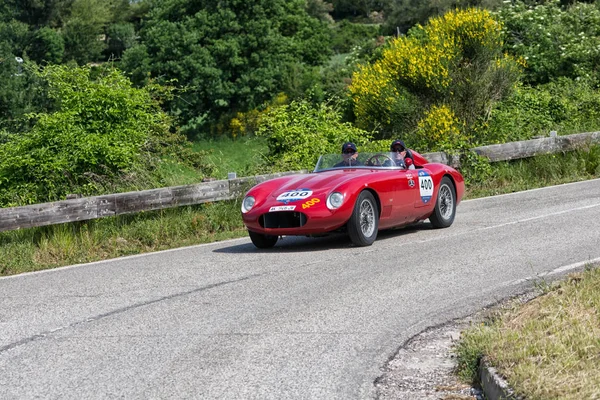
[
  {"xmin": 390, "ymin": 139, "xmax": 406, "ymax": 153},
  {"xmin": 341, "ymin": 142, "xmax": 358, "ymax": 159},
  {"xmin": 390, "ymin": 139, "xmax": 406, "ymax": 159}
]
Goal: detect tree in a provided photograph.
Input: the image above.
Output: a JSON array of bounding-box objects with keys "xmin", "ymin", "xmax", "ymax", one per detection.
[
  {"xmin": 27, "ymin": 27, "xmax": 64, "ymax": 64},
  {"xmin": 62, "ymin": 0, "xmax": 110, "ymax": 64},
  {"xmin": 382, "ymin": 0, "xmax": 504, "ymax": 35},
  {"xmin": 497, "ymin": 0, "xmax": 600, "ymax": 85},
  {"xmin": 122, "ymin": 0, "xmax": 332, "ymax": 138}
]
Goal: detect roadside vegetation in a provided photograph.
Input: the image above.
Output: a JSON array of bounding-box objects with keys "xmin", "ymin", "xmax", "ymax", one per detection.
[{"xmin": 454, "ymin": 265, "xmax": 600, "ymax": 400}]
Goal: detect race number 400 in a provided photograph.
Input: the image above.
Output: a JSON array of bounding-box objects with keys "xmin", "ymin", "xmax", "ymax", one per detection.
[
  {"xmin": 276, "ymin": 189, "xmax": 313, "ymax": 202},
  {"xmin": 418, "ymin": 173, "xmax": 434, "ymax": 203}
]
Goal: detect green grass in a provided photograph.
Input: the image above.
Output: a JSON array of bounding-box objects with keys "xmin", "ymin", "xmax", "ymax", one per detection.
[
  {"xmin": 192, "ymin": 136, "xmax": 268, "ymax": 180},
  {"xmin": 454, "ymin": 266, "xmax": 600, "ymax": 400},
  {"xmin": 0, "ymin": 201, "xmax": 246, "ymax": 276},
  {"xmin": 464, "ymin": 145, "xmax": 600, "ymax": 199}
]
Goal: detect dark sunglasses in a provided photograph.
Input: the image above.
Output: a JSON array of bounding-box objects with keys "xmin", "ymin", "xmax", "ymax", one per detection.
[
  {"xmin": 343, "ymin": 149, "xmax": 356, "ymax": 154},
  {"xmin": 393, "ymin": 147, "xmax": 405, "ymax": 153}
]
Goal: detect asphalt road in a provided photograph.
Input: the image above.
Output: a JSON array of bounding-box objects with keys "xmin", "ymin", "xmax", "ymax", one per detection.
[{"xmin": 1, "ymin": 179, "xmax": 600, "ymax": 400}]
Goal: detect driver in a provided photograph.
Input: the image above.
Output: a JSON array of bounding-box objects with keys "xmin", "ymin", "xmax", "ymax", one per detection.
[
  {"xmin": 334, "ymin": 142, "xmax": 362, "ymax": 167},
  {"xmin": 390, "ymin": 139, "xmax": 415, "ymax": 169}
]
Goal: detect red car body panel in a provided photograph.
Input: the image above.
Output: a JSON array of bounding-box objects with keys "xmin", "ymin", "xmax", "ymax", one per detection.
[{"xmin": 241, "ymin": 150, "xmax": 465, "ymax": 236}]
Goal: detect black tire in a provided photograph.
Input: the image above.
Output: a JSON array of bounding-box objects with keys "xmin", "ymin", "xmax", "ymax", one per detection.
[
  {"xmin": 429, "ymin": 176, "xmax": 456, "ymax": 228},
  {"xmin": 347, "ymin": 191, "xmax": 379, "ymax": 246},
  {"xmin": 248, "ymin": 230, "xmax": 278, "ymax": 249}
]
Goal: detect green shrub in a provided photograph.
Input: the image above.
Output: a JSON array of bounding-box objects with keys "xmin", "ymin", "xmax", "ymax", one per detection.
[
  {"xmin": 350, "ymin": 8, "xmax": 521, "ymax": 147},
  {"xmin": 485, "ymin": 78, "xmax": 600, "ymax": 144},
  {"xmin": 497, "ymin": 0, "xmax": 600, "ymax": 85},
  {"xmin": 27, "ymin": 27, "xmax": 64, "ymax": 64},
  {"xmin": 0, "ymin": 64, "xmax": 210, "ymax": 207},
  {"xmin": 330, "ymin": 20, "xmax": 381, "ymax": 54},
  {"xmin": 256, "ymin": 100, "xmax": 372, "ymax": 171}
]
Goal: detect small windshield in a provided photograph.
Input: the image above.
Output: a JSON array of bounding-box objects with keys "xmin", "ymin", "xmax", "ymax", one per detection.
[{"xmin": 314, "ymin": 152, "xmax": 408, "ymax": 172}]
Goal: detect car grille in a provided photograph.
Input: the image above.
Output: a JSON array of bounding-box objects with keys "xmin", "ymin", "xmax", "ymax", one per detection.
[{"xmin": 260, "ymin": 211, "xmax": 307, "ymax": 229}]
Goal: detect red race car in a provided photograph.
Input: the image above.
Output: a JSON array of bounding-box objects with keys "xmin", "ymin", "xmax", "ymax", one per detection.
[{"xmin": 241, "ymin": 150, "xmax": 465, "ymax": 248}]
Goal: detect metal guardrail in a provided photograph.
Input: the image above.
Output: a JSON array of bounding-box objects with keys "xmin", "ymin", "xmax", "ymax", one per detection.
[{"xmin": 0, "ymin": 131, "xmax": 598, "ymax": 233}]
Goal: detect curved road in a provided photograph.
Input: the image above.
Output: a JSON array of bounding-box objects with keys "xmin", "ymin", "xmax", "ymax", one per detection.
[{"xmin": 1, "ymin": 179, "xmax": 600, "ymax": 399}]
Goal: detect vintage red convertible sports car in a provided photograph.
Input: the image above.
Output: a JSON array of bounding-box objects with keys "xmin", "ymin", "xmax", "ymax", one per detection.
[{"xmin": 241, "ymin": 149, "xmax": 465, "ymax": 248}]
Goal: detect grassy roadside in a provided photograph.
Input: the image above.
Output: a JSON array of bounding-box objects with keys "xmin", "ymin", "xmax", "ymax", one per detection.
[
  {"xmin": 454, "ymin": 266, "xmax": 600, "ymax": 399},
  {"xmin": 1, "ymin": 145, "xmax": 599, "ymax": 276}
]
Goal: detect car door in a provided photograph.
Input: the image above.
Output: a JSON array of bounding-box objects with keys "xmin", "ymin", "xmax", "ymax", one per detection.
[
  {"xmin": 414, "ymin": 168, "xmax": 435, "ymax": 209},
  {"xmin": 390, "ymin": 169, "xmax": 421, "ymax": 223}
]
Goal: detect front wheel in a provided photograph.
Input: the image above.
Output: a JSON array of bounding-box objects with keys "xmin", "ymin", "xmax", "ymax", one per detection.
[
  {"xmin": 429, "ymin": 176, "xmax": 456, "ymax": 228},
  {"xmin": 347, "ymin": 191, "xmax": 379, "ymax": 246},
  {"xmin": 248, "ymin": 230, "xmax": 278, "ymax": 249}
]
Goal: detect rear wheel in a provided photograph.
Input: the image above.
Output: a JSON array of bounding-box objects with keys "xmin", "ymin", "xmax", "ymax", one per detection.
[
  {"xmin": 429, "ymin": 176, "xmax": 456, "ymax": 228},
  {"xmin": 248, "ymin": 230, "xmax": 278, "ymax": 249},
  {"xmin": 347, "ymin": 191, "xmax": 379, "ymax": 246}
]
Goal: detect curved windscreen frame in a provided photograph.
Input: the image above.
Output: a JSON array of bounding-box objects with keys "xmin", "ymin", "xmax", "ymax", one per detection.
[{"xmin": 313, "ymin": 152, "xmax": 408, "ymax": 172}]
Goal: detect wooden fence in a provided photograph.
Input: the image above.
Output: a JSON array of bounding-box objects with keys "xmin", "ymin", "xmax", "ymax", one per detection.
[{"xmin": 0, "ymin": 131, "xmax": 598, "ymax": 233}]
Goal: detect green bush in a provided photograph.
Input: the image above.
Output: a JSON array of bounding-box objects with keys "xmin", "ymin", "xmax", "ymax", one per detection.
[
  {"xmin": 27, "ymin": 27, "xmax": 64, "ymax": 64},
  {"xmin": 485, "ymin": 78, "xmax": 600, "ymax": 144},
  {"xmin": 497, "ymin": 0, "xmax": 600, "ymax": 85},
  {"xmin": 256, "ymin": 100, "xmax": 372, "ymax": 171},
  {"xmin": 0, "ymin": 64, "xmax": 210, "ymax": 207},
  {"xmin": 330, "ymin": 20, "xmax": 381, "ymax": 54},
  {"xmin": 350, "ymin": 8, "xmax": 521, "ymax": 148}
]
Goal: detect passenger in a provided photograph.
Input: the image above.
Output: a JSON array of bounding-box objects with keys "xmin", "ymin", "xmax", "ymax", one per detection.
[
  {"xmin": 334, "ymin": 142, "xmax": 362, "ymax": 167},
  {"xmin": 389, "ymin": 139, "xmax": 415, "ymax": 169}
]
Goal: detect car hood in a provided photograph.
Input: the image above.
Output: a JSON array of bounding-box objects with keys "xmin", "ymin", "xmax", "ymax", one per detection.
[{"xmin": 268, "ymin": 169, "xmax": 371, "ymax": 199}]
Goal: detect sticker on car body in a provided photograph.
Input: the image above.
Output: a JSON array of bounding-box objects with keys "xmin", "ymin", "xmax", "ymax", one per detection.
[
  {"xmin": 301, "ymin": 198, "xmax": 320, "ymax": 209},
  {"xmin": 269, "ymin": 205, "xmax": 296, "ymax": 212},
  {"xmin": 276, "ymin": 189, "xmax": 313, "ymax": 202},
  {"xmin": 418, "ymin": 171, "xmax": 434, "ymax": 203}
]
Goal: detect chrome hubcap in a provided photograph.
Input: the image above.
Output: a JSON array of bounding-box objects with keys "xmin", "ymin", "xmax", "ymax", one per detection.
[
  {"xmin": 359, "ymin": 199, "xmax": 376, "ymax": 237},
  {"xmin": 439, "ymin": 184, "xmax": 454, "ymax": 220}
]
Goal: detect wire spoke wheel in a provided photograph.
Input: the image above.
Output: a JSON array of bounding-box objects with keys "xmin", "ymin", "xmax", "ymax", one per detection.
[
  {"xmin": 429, "ymin": 176, "xmax": 456, "ymax": 228},
  {"xmin": 359, "ymin": 199, "xmax": 376, "ymax": 237},
  {"xmin": 438, "ymin": 184, "xmax": 454, "ymax": 220},
  {"xmin": 348, "ymin": 191, "xmax": 378, "ymax": 246}
]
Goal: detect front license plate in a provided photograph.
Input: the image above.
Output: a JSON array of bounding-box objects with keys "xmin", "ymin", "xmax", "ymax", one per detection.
[{"xmin": 269, "ymin": 205, "xmax": 296, "ymax": 212}]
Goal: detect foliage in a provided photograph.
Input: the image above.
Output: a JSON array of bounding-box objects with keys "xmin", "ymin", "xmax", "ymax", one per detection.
[
  {"xmin": 464, "ymin": 144, "xmax": 600, "ymax": 198},
  {"xmin": 256, "ymin": 100, "xmax": 372, "ymax": 171},
  {"xmin": 0, "ymin": 65, "xmax": 210, "ymax": 207},
  {"xmin": 0, "ymin": 57, "xmax": 50, "ymax": 134},
  {"xmin": 306, "ymin": 0, "xmax": 334, "ymax": 22},
  {"xmin": 412, "ymin": 104, "xmax": 466, "ymax": 151},
  {"xmin": 62, "ymin": 0, "xmax": 111, "ymax": 64},
  {"xmin": 27, "ymin": 27, "xmax": 64, "ymax": 64},
  {"xmin": 382, "ymin": 0, "xmax": 504, "ymax": 35},
  {"xmin": 0, "ymin": 19, "xmax": 29, "ymax": 55},
  {"xmin": 105, "ymin": 23, "xmax": 136, "ymax": 59},
  {"xmin": 350, "ymin": 8, "xmax": 521, "ymax": 147},
  {"xmin": 497, "ymin": 0, "xmax": 600, "ymax": 85},
  {"xmin": 330, "ymin": 0, "xmax": 391, "ymax": 20},
  {"xmin": 485, "ymin": 78, "xmax": 600, "ymax": 144},
  {"xmin": 330, "ymin": 20, "xmax": 381, "ymax": 54},
  {"xmin": 123, "ymin": 0, "xmax": 332, "ymax": 138}
]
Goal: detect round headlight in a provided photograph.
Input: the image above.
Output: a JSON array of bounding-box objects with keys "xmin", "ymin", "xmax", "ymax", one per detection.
[
  {"xmin": 327, "ymin": 192, "xmax": 344, "ymax": 210},
  {"xmin": 242, "ymin": 196, "xmax": 256, "ymax": 213}
]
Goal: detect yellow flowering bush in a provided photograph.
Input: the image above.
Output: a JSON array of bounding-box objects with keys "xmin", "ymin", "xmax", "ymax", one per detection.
[
  {"xmin": 350, "ymin": 8, "xmax": 521, "ymax": 150},
  {"xmin": 413, "ymin": 104, "xmax": 465, "ymax": 151}
]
